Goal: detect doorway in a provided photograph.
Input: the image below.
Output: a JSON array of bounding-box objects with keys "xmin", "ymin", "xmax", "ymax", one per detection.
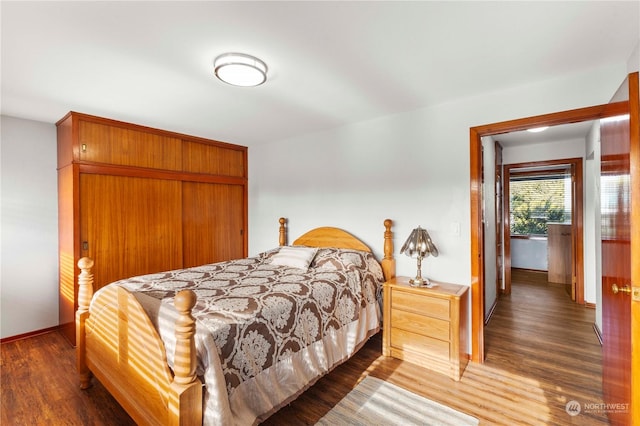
[
  {"xmin": 469, "ymin": 102, "xmax": 628, "ymax": 362},
  {"xmin": 502, "ymin": 157, "xmax": 583, "ymax": 302}
]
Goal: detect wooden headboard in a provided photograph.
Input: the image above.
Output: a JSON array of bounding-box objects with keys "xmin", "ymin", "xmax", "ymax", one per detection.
[{"xmin": 277, "ymin": 217, "xmax": 396, "ymax": 280}]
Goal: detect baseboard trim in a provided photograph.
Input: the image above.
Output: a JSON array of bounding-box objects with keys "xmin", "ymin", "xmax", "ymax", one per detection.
[
  {"xmin": 593, "ymin": 323, "xmax": 603, "ymax": 346},
  {"xmin": 484, "ymin": 298, "xmax": 498, "ymax": 325},
  {"xmin": 511, "ymin": 267, "xmax": 547, "ymax": 274},
  {"xmin": 0, "ymin": 326, "xmax": 59, "ymax": 344}
]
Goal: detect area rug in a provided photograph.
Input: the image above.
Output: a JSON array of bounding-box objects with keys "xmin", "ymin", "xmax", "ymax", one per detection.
[{"xmin": 316, "ymin": 376, "xmax": 479, "ymax": 426}]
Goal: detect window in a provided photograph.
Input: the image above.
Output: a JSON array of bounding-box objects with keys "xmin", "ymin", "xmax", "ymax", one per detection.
[{"xmin": 510, "ymin": 173, "xmax": 571, "ymax": 236}]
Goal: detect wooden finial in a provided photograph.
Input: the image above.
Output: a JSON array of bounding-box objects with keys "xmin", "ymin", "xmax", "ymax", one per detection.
[
  {"xmin": 383, "ymin": 219, "xmax": 393, "ymax": 260},
  {"xmin": 76, "ymin": 257, "xmax": 94, "ymax": 390},
  {"xmin": 169, "ymin": 289, "xmax": 202, "ymax": 424},
  {"xmin": 174, "ymin": 290, "xmax": 197, "ymax": 312},
  {"xmin": 279, "ymin": 217, "xmax": 287, "ymax": 246},
  {"xmin": 78, "ymin": 256, "xmax": 95, "ymax": 271},
  {"xmin": 173, "ymin": 290, "xmax": 198, "ymax": 386},
  {"xmin": 382, "ymin": 219, "xmax": 396, "ymax": 280},
  {"xmin": 77, "ymin": 257, "xmax": 95, "ymax": 316}
]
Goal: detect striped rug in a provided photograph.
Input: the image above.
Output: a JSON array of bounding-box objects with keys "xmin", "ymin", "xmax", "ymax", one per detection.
[{"xmin": 316, "ymin": 376, "xmax": 479, "ymax": 426}]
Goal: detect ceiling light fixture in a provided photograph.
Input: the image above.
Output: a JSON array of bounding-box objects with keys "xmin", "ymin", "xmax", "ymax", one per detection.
[
  {"xmin": 214, "ymin": 52, "xmax": 268, "ymax": 87},
  {"xmin": 527, "ymin": 126, "xmax": 549, "ymax": 133}
]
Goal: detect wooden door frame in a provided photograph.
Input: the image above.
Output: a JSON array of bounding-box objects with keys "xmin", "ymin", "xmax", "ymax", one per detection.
[
  {"xmin": 629, "ymin": 71, "xmax": 639, "ymax": 426},
  {"xmin": 469, "ymin": 102, "xmax": 628, "ymax": 362},
  {"xmin": 494, "ymin": 141, "xmax": 503, "ymax": 311},
  {"xmin": 502, "ymin": 158, "xmax": 583, "ymax": 300}
]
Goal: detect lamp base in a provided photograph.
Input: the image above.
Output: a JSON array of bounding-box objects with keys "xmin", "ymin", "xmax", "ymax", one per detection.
[{"xmin": 409, "ymin": 277, "xmax": 433, "ymax": 288}]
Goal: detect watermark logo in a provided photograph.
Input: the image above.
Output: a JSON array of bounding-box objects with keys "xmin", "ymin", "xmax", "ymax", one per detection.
[
  {"xmin": 565, "ymin": 399, "xmax": 629, "ymax": 417},
  {"xmin": 565, "ymin": 400, "xmax": 581, "ymax": 417},
  {"xmin": 584, "ymin": 402, "xmax": 630, "ymax": 414}
]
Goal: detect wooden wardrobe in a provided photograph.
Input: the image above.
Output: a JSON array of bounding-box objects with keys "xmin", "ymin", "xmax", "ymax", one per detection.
[{"xmin": 57, "ymin": 112, "xmax": 248, "ymax": 345}]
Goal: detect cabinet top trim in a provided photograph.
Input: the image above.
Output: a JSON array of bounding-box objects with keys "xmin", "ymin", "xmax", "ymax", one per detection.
[
  {"xmin": 57, "ymin": 111, "xmax": 247, "ymax": 152},
  {"xmin": 73, "ymin": 162, "xmax": 247, "ymax": 185}
]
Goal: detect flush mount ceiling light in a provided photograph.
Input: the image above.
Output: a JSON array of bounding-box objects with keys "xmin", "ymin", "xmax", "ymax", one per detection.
[
  {"xmin": 214, "ymin": 52, "xmax": 268, "ymax": 87},
  {"xmin": 527, "ymin": 126, "xmax": 549, "ymax": 133}
]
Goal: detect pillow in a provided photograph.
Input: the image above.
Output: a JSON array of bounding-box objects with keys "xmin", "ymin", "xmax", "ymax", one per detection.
[{"xmin": 270, "ymin": 246, "xmax": 318, "ymax": 270}]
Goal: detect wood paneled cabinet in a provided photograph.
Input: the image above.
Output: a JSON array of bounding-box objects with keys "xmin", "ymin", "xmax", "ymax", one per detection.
[
  {"xmin": 57, "ymin": 112, "xmax": 248, "ymax": 345},
  {"xmin": 547, "ymin": 223, "xmax": 572, "ymax": 284},
  {"xmin": 383, "ymin": 277, "xmax": 469, "ymax": 381}
]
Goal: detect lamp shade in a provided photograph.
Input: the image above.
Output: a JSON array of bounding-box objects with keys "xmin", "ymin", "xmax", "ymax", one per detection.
[
  {"xmin": 214, "ymin": 53, "xmax": 268, "ymax": 87},
  {"xmin": 400, "ymin": 226, "xmax": 438, "ymax": 258}
]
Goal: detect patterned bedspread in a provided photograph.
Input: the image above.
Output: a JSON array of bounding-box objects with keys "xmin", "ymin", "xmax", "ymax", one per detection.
[{"xmin": 105, "ymin": 247, "xmax": 384, "ymax": 425}]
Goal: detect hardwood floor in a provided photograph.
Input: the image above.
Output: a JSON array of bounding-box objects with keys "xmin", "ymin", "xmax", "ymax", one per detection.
[{"xmin": 1, "ymin": 269, "xmax": 607, "ymax": 425}]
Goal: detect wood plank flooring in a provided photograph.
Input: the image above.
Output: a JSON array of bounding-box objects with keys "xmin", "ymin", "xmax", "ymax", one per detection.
[{"xmin": 1, "ymin": 269, "xmax": 607, "ymax": 425}]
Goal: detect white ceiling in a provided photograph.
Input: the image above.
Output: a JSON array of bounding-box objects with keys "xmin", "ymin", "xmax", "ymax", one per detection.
[{"xmin": 1, "ymin": 1, "xmax": 638, "ymax": 147}]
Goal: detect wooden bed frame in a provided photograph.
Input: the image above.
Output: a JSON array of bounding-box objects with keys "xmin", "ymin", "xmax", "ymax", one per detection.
[{"xmin": 76, "ymin": 218, "xmax": 395, "ymax": 425}]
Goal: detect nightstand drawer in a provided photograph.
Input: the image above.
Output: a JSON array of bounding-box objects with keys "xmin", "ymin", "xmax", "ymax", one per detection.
[
  {"xmin": 390, "ymin": 328, "xmax": 450, "ymax": 359},
  {"xmin": 391, "ymin": 309, "xmax": 450, "ymax": 341},
  {"xmin": 392, "ymin": 290, "xmax": 450, "ymax": 320}
]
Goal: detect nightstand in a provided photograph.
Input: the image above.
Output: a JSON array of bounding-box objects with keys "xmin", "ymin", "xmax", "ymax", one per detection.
[{"xmin": 383, "ymin": 276, "xmax": 469, "ymax": 381}]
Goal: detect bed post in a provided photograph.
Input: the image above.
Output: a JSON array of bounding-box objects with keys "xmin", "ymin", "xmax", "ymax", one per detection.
[
  {"xmin": 169, "ymin": 290, "xmax": 202, "ymax": 426},
  {"xmin": 279, "ymin": 217, "xmax": 287, "ymax": 246},
  {"xmin": 76, "ymin": 257, "xmax": 94, "ymax": 390},
  {"xmin": 382, "ymin": 219, "xmax": 396, "ymax": 280}
]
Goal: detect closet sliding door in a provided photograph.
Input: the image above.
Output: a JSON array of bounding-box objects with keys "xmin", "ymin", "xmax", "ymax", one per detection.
[
  {"xmin": 182, "ymin": 182, "xmax": 245, "ymax": 268},
  {"xmin": 80, "ymin": 174, "xmax": 183, "ymax": 290}
]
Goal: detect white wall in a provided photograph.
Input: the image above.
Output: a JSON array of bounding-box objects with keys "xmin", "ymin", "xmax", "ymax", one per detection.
[
  {"xmin": 510, "ymin": 237, "xmax": 548, "ymax": 270},
  {"xmin": 481, "ymin": 136, "xmax": 497, "ymax": 318},
  {"xmin": 502, "ymin": 138, "xmax": 586, "ymax": 165},
  {"xmin": 1, "ymin": 116, "xmax": 58, "ymax": 339},
  {"xmin": 585, "ymin": 121, "xmax": 603, "ymax": 329},
  {"xmin": 249, "ymin": 104, "xmax": 472, "ymax": 285},
  {"xmin": 627, "ymin": 39, "xmax": 639, "ymax": 73}
]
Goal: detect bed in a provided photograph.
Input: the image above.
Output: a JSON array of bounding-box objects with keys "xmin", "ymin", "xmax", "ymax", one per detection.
[{"xmin": 75, "ymin": 218, "xmax": 396, "ymax": 425}]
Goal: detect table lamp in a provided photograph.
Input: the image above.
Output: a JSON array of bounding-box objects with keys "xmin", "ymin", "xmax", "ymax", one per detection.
[{"xmin": 400, "ymin": 226, "xmax": 439, "ymax": 287}]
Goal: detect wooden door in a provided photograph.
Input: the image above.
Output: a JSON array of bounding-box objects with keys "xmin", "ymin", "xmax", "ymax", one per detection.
[
  {"xmin": 600, "ymin": 72, "xmax": 638, "ymax": 425},
  {"xmin": 182, "ymin": 182, "xmax": 245, "ymax": 267},
  {"xmin": 80, "ymin": 174, "xmax": 183, "ymax": 290}
]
